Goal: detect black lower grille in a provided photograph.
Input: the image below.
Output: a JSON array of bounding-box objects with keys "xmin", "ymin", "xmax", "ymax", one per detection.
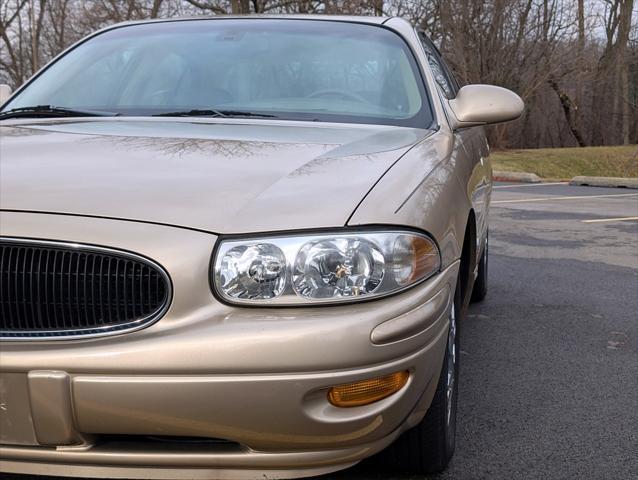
[{"xmin": 0, "ymin": 239, "xmax": 170, "ymax": 339}]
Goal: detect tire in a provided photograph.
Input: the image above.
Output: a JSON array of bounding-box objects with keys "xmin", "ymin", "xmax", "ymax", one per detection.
[
  {"xmin": 385, "ymin": 276, "xmax": 461, "ymax": 474},
  {"xmin": 470, "ymin": 231, "xmax": 488, "ymax": 303}
]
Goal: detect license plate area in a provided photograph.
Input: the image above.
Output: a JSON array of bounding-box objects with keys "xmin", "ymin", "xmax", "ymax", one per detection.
[{"xmin": 0, "ymin": 373, "xmax": 38, "ymax": 445}]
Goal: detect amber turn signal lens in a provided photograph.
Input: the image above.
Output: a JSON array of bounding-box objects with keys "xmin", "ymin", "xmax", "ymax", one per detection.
[
  {"xmin": 328, "ymin": 371, "xmax": 409, "ymax": 408},
  {"xmin": 411, "ymin": 236, "xmax": 440, "ymax": 282}
]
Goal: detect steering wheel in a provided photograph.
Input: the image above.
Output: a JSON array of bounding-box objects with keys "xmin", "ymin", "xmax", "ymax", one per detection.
[{"xmin": 306, "ymin": 89, "xmax": 369, "ymax": 104}]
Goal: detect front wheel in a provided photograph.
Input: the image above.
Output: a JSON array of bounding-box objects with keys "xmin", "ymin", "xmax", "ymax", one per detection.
[{"xmin": 385, "ymin": 277, "xmax": 461, "ymax": 474}]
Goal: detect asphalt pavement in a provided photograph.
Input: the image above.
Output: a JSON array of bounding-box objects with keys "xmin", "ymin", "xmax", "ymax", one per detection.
[{"xmin": 2, "ymin": 182, "xmax": 637, "ymax": 480}]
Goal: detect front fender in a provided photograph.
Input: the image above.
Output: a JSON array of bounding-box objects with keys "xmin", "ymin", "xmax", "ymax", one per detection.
[{"xmin": 347, "ymin": 129, "xmax": 472, "ymax": 270}]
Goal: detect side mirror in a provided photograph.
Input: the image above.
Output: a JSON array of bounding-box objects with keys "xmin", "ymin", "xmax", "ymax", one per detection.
[
  {"xmin": 0, "ymin": 84, "xmax": 12, "ymax": 104},
  {"xmin": 447, "ymin": 84, "xmax": 524, "ymax": 129}
]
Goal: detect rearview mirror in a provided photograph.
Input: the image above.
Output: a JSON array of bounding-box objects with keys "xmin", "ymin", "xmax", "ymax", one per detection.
[
  {"xmin": 447, "ymin": 84, "xmax": 524, "ymax": 129},
  {"xmin": 0, "ymin": 84, "xmax": 12, "ymax": 104}
]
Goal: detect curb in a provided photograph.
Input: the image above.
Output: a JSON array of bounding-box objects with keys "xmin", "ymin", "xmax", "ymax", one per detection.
[
  {"xmin": 569, "ymin": 176, "xmax": 638, "ymax": 189},
  {"xmin": 492, "ymin": 171, "xmax": 542, "ymax": 183}
]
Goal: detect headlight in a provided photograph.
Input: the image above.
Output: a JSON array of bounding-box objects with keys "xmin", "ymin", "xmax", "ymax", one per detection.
[{"xmin": 212, "ymin": 230, "xmax": 440, "ymax": 305}]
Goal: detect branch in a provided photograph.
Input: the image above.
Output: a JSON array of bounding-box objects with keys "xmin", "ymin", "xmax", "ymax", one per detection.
[
  {"xmin": 0, "ymin": 0, "xmax": 29, "ymax": 36},
  {"xmin": 183, "ymin": 0, "xmax": 228, "ymax": 15},
  {"xmin": 548, "ymin": 77, "xmax": 586, "ymax": 146}
]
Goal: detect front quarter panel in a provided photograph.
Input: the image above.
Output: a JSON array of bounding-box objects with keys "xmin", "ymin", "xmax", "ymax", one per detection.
[
  {"xmin": 454, "ymin": 126, "xmax": 491, "ymax": 255},
  {"xmin": 348, "ymin": 128, "xmax": 471, "ymax": 268}
]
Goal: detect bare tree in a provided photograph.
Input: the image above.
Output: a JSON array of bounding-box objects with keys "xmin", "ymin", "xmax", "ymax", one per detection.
[{"xmin": 1, "ymin": 0, "xmax": 636, "ymax": 147}]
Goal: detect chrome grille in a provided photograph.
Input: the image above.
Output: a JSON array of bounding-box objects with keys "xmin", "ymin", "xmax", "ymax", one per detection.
[{"xmin": 0, "ymin": 239, "xmax": 170, "ymax": 339}]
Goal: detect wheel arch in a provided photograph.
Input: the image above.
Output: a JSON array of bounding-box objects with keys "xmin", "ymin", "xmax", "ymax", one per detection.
[{"xmin": 458, "ymin": 209, "xmax": 477, "ymax": 310}]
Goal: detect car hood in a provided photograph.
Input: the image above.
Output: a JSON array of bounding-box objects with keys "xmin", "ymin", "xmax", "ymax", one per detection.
[{"xmin": 0, "ymin": 118, "xmax": 430, "ymax": 233}]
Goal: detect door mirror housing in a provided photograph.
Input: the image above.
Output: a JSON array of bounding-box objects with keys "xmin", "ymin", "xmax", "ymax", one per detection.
[
  {"xmin": 0, "ymin": 84, "xmax": 12, "ymax": 104},
  {"xmin": 447, "ymin": 84, "xmax": 524, "ymax": 129}
]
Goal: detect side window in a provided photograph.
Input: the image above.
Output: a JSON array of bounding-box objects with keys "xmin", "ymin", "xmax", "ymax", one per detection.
[{"xmin": 417, "ymin": 32, "xmax": 457, "ymax": 99}]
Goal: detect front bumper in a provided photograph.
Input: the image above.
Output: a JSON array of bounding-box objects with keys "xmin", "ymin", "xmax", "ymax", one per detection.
[
  {"xmin": 0, "ymin": 212, "xmax": 457, "ymax": 479},
  {"xmin": 0, "ymin": 341, "xmax": 440, "ymax": 479}
]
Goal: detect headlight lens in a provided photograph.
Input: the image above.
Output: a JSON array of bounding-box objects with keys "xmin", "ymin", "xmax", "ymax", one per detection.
[{"xmin": 213, "ymin": 230, "xmax": 440, "ymax": 305}]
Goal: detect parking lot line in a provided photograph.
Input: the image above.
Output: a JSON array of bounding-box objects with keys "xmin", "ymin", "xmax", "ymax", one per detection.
[
  {"xmin": 492, "ymin": 193, "xmax": 638, "ymax": 204},
  {"xmin": 493, "ymin": 182, "xmax": 569, "ymax": 189},
  {"xmin": 582, "ymin": 216, "xmax": 638, "ymax": 224}
]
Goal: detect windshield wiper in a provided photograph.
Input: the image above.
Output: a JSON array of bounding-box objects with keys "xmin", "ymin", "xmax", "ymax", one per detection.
[
  {"xmin": 0, "ymin": 105, "xmax": 118, "ymax": 120},
  {"xmin": 153, "ymin": 109, "xmax": 277, "ymax": 118}
]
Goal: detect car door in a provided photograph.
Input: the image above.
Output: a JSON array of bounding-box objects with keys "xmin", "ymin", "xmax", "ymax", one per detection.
[{"xmin": 417, "ymin": 33, "xmax": 490, "ymax": 257}]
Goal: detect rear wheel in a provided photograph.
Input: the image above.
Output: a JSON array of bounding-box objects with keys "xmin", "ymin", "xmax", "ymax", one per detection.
[
  {"xmin": 470, "ymin": 231, "xmax": 488, "ymax": 303},
  {"xmin": 385, "ymin": 276, "xmax": 461, "ymax": 474}
]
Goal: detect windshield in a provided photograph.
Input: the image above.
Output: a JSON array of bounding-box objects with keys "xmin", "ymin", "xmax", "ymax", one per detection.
[{"xmin": 3, "ymin": 19, "xmax": 432, "ymax": 127}]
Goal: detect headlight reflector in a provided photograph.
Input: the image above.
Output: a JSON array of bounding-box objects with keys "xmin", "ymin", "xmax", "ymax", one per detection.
[
  {"xmin": 218, "ymin": 243, "xmax": 286, "ymax": 300},
  {"xmin": 213, "ymin": 230, "xmax": 440, "ymax": 305},
  {"xmin": 292, "ymin": 238, "xmax": 385, "ymax": 299}
]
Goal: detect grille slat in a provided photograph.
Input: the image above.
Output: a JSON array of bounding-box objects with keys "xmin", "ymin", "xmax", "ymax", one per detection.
[
  {"xmin": 65, "ymin": 251, "xmax": 72, "ymax": 328},
  {"xmin": 43, "ymin": 248, "xmax": 51, "ymax": 330},
  {"xmin": 0, "ymin": 240, "xmax": 169, "ymax": 339},
  {"xmin": 28, "ymin": 249, "xmax": 37, "ymax": 328},
  {"xmin": 0, "ymin": 247, "xmax": 7, "ymax": 327},
  {"xmin": 99, "ymin": 256, "xmax": 105, "ymax": 326}
]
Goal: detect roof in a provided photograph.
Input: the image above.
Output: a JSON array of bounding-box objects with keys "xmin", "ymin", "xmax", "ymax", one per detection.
[{"xmin": 110, "ymin": 14, "xmax": 393, "ymax": 29}]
